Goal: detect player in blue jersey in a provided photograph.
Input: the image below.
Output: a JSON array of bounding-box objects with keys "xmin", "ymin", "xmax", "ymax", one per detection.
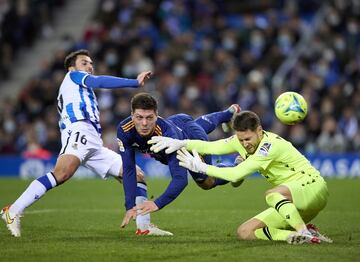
[
  {"xmin": 117, "ymin": 93, "xmax": 241, "ymax": 228},
  {"xmin": 1, "ymin": 49, "xmax": 172, "ymax": 237}
]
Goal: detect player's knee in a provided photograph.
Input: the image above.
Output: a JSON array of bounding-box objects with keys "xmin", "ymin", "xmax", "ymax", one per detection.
[
  {"xmin": 53, "ymin": 165, "xmax": 75, "ymax": 183},
  {"xmin": 52, "ymin": 169, "xmax": 72, "ymax": 184},
  {"xmin": 237, "ymin": 224, "xmax": 253, "ymax": 240}
]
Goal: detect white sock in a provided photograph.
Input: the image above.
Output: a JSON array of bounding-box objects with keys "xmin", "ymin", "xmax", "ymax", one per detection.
[
  {"xmin": 135, "ymin": 183, "xmax": 150, "ymax": 230},
  {"xmin": 10, "ymin": 172, "xmax": 57, "ymax": 215}
]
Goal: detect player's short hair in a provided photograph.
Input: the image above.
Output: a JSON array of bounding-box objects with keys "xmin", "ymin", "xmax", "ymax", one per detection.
[
  {"xmin": 131, "ymin": 93, "xmax": 158, "ymax": 113},
  {"xmin": 233, "ymin": 111, "xmax": 261, "ymax": 131},
  {"xmin": 64, "ymin": 49, "xmax": 90, "ymax": 70}
]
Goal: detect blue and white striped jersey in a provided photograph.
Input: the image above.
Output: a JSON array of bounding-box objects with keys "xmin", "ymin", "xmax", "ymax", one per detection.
[
  {"xmin": 57, "ymin": 70, "xmax": 139, "ymax": 133},
  {"xmin": 57, "ymin": 71, "xmax": 101, "ymax": 132}
]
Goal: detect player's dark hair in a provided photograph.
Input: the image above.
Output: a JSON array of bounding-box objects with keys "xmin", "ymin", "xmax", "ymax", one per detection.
[
  {"xmin": 233, "ymin": 111, "xmax": 261, "ymax": 131},
  {"xmin": 64, "ymin": 49, "xmax": 90, "ymax": 70},
  {"xmin": 131, "ymin": 93, "xmax": 158, "ymax": 113}
]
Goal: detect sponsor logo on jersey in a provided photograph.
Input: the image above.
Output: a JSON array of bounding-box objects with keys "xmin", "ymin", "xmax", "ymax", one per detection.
[{"xmin": 258, "ymin": 142, "xmax": 272, "ymax": 156}]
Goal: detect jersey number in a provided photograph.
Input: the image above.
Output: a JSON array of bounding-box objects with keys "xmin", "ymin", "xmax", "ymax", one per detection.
[
  {"xmin": 74, "ymin": 132, "xmax": 87, "ymax": 145},
  {"xmin": 57, "ymin": 94, "xmax": 64, "ymax": 113}
]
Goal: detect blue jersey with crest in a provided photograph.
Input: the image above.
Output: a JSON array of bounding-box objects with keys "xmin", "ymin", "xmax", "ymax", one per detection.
[{"xmin": 117, "ymin": 114, "xmax": 210, "ymax": 210}]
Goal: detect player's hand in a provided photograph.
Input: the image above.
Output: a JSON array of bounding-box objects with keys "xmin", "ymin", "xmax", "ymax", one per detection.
[
  {"xmin": 148, "ymin": 136, "xmax": 187, "ymax": 154},
  {"xmin": 137, "ymin": 71, "xmax": 152, "ymax": 87},
  {"xmin": 120, "ymin": 208, "xmax": 137, "ymax": 228},
  {"xmin": 136, "ymin": 200, "xmax": 159, "ymax": 215},
  {"xmin": 176, "ymin": 148, "xmax": 208, "ymax": 174}
]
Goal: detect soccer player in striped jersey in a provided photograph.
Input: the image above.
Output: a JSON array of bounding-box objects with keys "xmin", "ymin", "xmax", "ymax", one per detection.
[
  {"xmin": 1, "ymin": 49, "xmax": 172, "ymax": 237},
  {"xmin": 118, "ymin": 93, "xmax": 241, "ymax": 228},
  {"xmin": 148, "ymin": 111, "xmax": 333, "ymax": 244}
]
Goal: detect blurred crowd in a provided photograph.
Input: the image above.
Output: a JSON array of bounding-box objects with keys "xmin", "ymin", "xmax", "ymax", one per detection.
[
  {"xmin": 0, "ymin": 0, "xmax": 66, "ymax": 80},
  {"xmin": 0, "ymin": 0, "xmax": 359, "ymax": 157}
]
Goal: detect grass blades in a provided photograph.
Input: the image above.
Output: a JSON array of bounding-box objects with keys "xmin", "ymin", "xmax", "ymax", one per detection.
[{"xmin": 0, "ymin": 178, "xmax": 359, "ymax": 262}]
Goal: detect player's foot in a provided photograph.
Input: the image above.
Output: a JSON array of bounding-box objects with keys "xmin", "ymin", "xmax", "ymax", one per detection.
[
  {"xmin": 1, "ymin": 205, "xmax": 21, "ymax": 237},
  {"xmin": 135, "ymin": 224, "xmax": 173, "ymax": 236},
  {"xmin": 307, "ymin": 223, "xmax": 333, "ymax": 243},
  {"xmin": 222, "ymin": 104, "xmax": 241, "ymax": 133},
  {"xmin": 286, "ymin": 231, "xmax": 320, "ymax": 245}
]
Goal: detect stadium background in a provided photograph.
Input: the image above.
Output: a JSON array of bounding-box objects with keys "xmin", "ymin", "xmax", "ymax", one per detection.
[
  {"xmin": 0, "ymin": 1, "xmax": 359, "ymax": 261},
  {"xmin": 0, "ymin": 0, "xmax": 359, "ymax": 178}
]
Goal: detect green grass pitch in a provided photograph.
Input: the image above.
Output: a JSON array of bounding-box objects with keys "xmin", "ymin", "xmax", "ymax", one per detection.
[{"xmin": 0, "ymin": 177, "xmax": 359, "ymax": 262}]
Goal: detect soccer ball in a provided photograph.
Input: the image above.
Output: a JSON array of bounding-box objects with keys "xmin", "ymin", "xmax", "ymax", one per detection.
[{"xmin": 274, "ymin": 91, "xmax": 308, "ymax": 125}]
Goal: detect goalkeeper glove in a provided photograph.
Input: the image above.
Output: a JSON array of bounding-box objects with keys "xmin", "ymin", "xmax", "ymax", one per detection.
[
  {"xmin": 148, "ymin": 136, "xmax": 187, "ymax": 154},
  {"xmin": 176, "ymin": 148, "xmax": 208, "ymax": 174}
]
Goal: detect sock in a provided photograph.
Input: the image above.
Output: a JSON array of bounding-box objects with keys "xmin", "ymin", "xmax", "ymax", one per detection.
[
  {"xmin": 194, "ymin": 110, "xmax": 233, "ymax": 134},
  {"xmin": 135, "ymin": 182, "xmax": 150, "ymax": 230},
  {"xmin": 10, "ymin": 172, "xmax": 57, "ymax": 215},
  {"xmin": 265, "ymin": 192, "xmax": 306, "ymax": 231},
  {"xmin": 254, "ymin": 226, "xmax": 294, "ymax": 241}
]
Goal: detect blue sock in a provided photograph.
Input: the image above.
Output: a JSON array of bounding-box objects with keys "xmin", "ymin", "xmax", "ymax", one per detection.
[
  {"xmin": 37, "ymin": 172, "xmax": 58, "ymax": 191},
  {"xmin": 10, "ymin": 172, "xmax": 57, "ymax": 215}
]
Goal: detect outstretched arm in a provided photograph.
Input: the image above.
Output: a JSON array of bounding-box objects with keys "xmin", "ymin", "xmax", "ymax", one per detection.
[
  {"xmin": 149, "ymin": 135, "xmax": 240, "ymax": 155},
  {"xmin": 177, "ymin": 148, "xmax": 257, "ymax": 183},
  {"xmin": 70, "ymin": 70, "xmax": 152, "ymax": 89}
]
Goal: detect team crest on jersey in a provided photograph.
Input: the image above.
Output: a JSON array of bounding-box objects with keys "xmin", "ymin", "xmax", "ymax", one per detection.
[
  {"xmin": 258, "ymin": 143, "xmax": 272, "ymax": 156},
  {"xmin": 117, "ymin": 139, "xmax": 125, "ymax": 152}
]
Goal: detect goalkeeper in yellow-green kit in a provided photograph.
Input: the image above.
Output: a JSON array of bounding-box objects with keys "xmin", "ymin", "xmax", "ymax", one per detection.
[{"xmin": 147, "ymin": 110, "xmax": 332, "ymax": 245}]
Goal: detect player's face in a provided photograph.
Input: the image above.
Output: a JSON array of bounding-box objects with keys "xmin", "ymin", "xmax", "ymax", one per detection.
[
  {"xmin": 236, "ymin": 126, "xmax": 263, "ymax": 154},
  {"xmin": 132, "ymin": 109, "xmax": 158, "ymax": 137},
  {"xmin": 73, "ymin": 55, "xmax": 94, "ymax": 74}
]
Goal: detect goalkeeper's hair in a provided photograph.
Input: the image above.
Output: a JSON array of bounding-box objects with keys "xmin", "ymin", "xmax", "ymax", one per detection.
[
  {"xmin": 233, "ymin": 111, "xmax": 261, "ymax": 132},
  {"xmin": 131, "ymin": 92, "xmax": 158, "ymax": 113},
  {"xmin": 64, "ymin": 49, "xmax": 91, "ymax": 70}
]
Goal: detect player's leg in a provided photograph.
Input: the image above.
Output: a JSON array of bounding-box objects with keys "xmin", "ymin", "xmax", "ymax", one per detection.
[
  {"xmin": 1, "ymin": 124, "xmax": 87, "ymax": 237},
  {"xmin": 88, "ymin": 147, "xmax": 172, "ymax": 235},
  {"xmin": 264, "ymin": 185, "xmax": 309, "ymax": 233},
  {"xmin": 194, "ymin": 104, "xmax": 241, "ymax": 134},
  {"xmin": 283, "ymin": 175, "xmax": 332, "ymax": 242},
  {"xmin": 237, "ymin": 208, "xmax": 294, "ymax": 241},
  {"xmin": 266, "ymin": 175, "xmax": 328, "ymax": 233},
  {"xmin": 238, "ymin": 208, "xmax": 320, "ymax": 244}
]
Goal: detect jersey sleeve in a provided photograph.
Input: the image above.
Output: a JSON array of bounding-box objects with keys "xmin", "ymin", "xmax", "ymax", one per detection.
[
  {"xmin": 69, "ymin": 71, "xmax": 88, "ymax": 86},
  {"xmin": 84, "ymin": 75, "xmax": 139, "ymax": 89},
  {"xmin": 153, "ymin": 152, "xmax": 188, "ymax": 209},
  {"xmin": 206, "ymin": 140, "xmax": 275, "ymax": 182},
  {"xmin": 207, "ymin": 155, "xmax": 260, "ymax": 182},
  {"xmin": 152, "ymin": 121, "xmax": 188, "ymax": 209},
  {"xmin": 117, "ymin": 128, "xmax": 137, "ymax": 210},
  {"xmin": 69, "ymin": 71, "xmax": 139, "ymax": 89},
  {"xmin": 187, "ymin": 135, "xmax": 245, "ymax": 155}
]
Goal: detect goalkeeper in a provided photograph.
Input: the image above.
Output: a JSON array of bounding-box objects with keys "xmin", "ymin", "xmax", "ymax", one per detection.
[{"xmin": 148, "ymin": 110, "xmax": 332, "ymax": 245}]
